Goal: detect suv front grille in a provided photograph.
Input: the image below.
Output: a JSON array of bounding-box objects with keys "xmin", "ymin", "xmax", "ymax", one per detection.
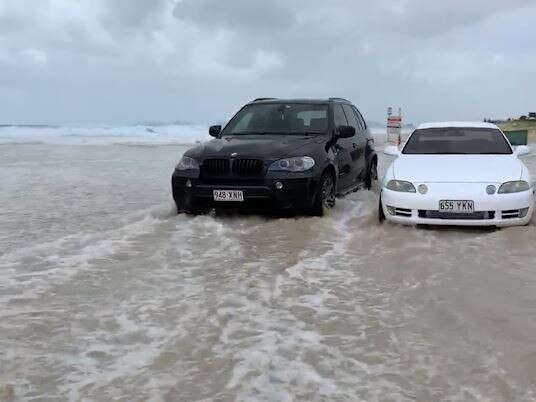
[
  {"xmin": 200, "ymin": 159, "xmax": 265, "ymax": 183},
  {"xmin": 202, "ymin": 159, "xmax": 230, "ymax": 176},
  {"xmin": 232, "ymin": 159, "xmax": 264, "ymax": 175}
]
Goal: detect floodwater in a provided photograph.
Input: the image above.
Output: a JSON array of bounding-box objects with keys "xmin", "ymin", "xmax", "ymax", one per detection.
[{"xmin": 1, "ymin": 143, "xmax": 536, "ymax": 402}]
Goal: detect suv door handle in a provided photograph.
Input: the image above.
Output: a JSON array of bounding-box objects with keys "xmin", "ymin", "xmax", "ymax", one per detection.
[{"xmin": 352, "ymin": 143, "xmax": 358, "ymax": 148}]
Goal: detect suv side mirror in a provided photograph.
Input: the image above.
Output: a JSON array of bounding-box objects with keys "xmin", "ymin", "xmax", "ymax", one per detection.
[
  {"xmin": 209, "ymin": 125, "xmax": 222, "ymax": 138},
  {"xmin": 335, "ymin": 125, "xmax": 355, "ymax": 139}
]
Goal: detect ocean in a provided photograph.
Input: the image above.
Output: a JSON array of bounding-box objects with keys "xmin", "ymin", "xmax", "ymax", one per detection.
[{"xmin": 1, "ymin": 125, "xmax": 536, "ymax": 401}]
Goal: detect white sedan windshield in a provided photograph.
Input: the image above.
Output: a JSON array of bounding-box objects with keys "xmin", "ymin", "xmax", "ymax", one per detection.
[{"xmin": 403, "ymin": 128, "xmax": 513, "ymax": 155}]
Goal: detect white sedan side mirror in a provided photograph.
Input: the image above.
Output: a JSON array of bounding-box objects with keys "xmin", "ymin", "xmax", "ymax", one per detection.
[
  {"xmin": 515, "ymin": 145, "xmax": 531, "ymax": 157},
  {"xmin": 384, "ymin": 145, "xmax": 401, "ymax": 157}
]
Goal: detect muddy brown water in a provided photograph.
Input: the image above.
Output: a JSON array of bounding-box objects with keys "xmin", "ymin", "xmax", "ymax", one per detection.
[{"xmin": 1, "ymin": 144, "xmax": 536, "ymax": 401}]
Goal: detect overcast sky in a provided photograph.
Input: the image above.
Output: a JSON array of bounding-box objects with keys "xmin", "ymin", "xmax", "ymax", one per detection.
[{"xmin": 1, "ymin": 0, "xmax": 535, "ymax": 126}]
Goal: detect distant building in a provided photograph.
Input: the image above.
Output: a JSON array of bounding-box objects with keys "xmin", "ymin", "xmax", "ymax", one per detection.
[{"xmin": 529, "ymin": 112, "xmax": 536, "ymax": 119}]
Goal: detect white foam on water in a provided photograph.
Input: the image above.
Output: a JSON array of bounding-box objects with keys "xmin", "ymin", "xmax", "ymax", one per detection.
[
  {"xmin": 0, "ymin": 211, "xmax": 172, "ymax": 306},
  {"xmin": 0, "ymin": 124, "xmax": 209, "ymax": 146},
  {"xmin": 203, "ymin": 193, "xmax": 527, "ymax": 401},
  {"xmin": 50, "ymin": 214, "xmax": 245, "ymax": 401},
  {"xmin": 2, "ymin": 141, "xmax": 534, "ymax": 400},
  {"xmin": 0, "ymin": 125, "xmax": 419, "ymax": 147},
  {"xmin": 61, "ymin": 307, "xmax": 180, "ymax": 402},
  {"xmin": 207, "ymin": 200, "xmax": 375, "ymax": 401}
]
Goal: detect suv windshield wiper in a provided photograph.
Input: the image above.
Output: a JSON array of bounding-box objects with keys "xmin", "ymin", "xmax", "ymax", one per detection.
[
  {"xmin": 230, "ymin": 131, "xmax": 322, "ymax": 136},
  {"xmin": 287, "ymin": 131, "xmax": 323, "ymax": 136},
  {"xmin": 229, "ymin": 131, "xmax": 271, "ymax": 135},
  {"xmin": 474, "ymin": 151, "xmax": 511, "ymax": 154}
]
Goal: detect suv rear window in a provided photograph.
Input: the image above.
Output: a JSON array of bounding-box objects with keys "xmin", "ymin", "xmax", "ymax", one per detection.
[{"xmin": 223, "ymin": 103, "xmax": 329, "ymax": 135}]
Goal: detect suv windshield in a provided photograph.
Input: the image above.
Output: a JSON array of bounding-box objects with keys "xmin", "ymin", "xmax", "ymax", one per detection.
[
  {"xmin": 402, "ymin": 127, "xmax": 513, "ymax": 155},
  {"xmin": 222, "ymin": 103, "xmax": 329, "ymax": 136}
]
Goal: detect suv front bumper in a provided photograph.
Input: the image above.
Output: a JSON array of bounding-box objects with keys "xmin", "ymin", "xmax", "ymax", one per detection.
[{"xmin": 172, "ymin": 172, "xmax": 318, "ymax": 213}]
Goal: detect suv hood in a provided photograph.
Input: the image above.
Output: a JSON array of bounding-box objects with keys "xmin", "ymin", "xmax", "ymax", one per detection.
[
  {"xmin": 187, "ymin": 135, "xmax": 322, "ymax": 160},
  {"xmin": 393, "ymin": 155, "xmax": 523, "ymax": 183}
]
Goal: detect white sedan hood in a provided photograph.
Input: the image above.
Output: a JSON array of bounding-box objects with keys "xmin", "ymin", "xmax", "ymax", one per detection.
[{"xmin": 393, "ymin": 155, "xmax": 523, "ymax": 183}]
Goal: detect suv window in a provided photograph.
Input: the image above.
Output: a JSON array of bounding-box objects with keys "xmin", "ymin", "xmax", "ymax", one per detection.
[
  {"xmin": 342, "ymin": 104, "xmax": 360, "ymax": 132},
  {"xmin": 298, "ymin": 110, "xmax": 327, "ymax": 126},
  {"xmin": 223, "ymin": 103, "xmax": 329, "ymax": 135},
  {"xmin": 232, "ymin": 112, "xmax": 253, "ymax": 132},
  {"xmin": 334, "ymin": 104, "xmax": 348, "ymax": 127},
  {"xmin": 352, "ymin": 106, "xmax": 367, "ymax": 130}
]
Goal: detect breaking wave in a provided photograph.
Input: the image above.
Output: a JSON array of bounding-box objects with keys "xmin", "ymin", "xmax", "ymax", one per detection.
[
  {"xmin": 0, "ymin": 124, "xmax": 401, "ymax": 147},
  {"xmin": 0, "ymin": 124, "xmax": 210, "ymax": 146}
]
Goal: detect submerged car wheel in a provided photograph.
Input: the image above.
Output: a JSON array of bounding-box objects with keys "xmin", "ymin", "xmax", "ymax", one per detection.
[
  {"xmin": 378, "ymin": 194, "xmax": 386, "ymax": 223},
  {"xmin": 311, "ymin": 172, "xmax": 336, "ymax": 216},
  {"xmin": 175, "ymin": 197, "xmax": 200, "ymax": 215},
  {"xmin": 365, "ymin": 159, "xmax": 378, "ymax": 190}
]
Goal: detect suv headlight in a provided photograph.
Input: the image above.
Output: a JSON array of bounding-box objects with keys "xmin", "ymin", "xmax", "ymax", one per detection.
[
  {"xmin": 386, "ymin": 180, "xmax": 416, "ymax": 193},
  {"xmin": 175, "ymin": 156, "xmax": 199, "ymax": 171},
  {"xmin": 268, "ymin": 156, "xmax": 315, "ymax": 172},
  {"xmin": 498, "ymin": 181, "xmax": 530, "ymax": 194}
]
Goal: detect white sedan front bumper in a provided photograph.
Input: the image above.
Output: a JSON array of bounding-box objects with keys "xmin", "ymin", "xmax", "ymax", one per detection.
[{"xmin": 381, "ymin": 183, "xmax": 534, "ymax": 227}]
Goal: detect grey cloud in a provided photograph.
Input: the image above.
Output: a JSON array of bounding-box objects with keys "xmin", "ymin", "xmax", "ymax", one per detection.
[
  {"xmin": 173, "ymin": 0, "xmax": 295, "ymax": 32},
  {"xmin": 383, "ymin": 0, "xmax": 534, "ymax": 38},
  {"xmin": 169, "ymin": 0, "xmax": 535, "ymax": 83},
  {"xmin": 0, "ymin": 0, "xmax": 535, "ymax": 125},
  {"xmin": 102, "ymin": 0, "xmax": 168, "ymax": 33}
]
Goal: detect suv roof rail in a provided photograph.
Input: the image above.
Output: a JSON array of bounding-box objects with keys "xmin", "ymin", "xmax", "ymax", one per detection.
[
  {"xmin": 252, "ymin": 97, "xmax": 277, "ymax": 102},
  {"xmin": 329, "ymin": 97, "xmax": 351, "ymax": 103}
]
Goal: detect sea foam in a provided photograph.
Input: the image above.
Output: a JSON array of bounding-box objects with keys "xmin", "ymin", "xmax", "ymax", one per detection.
[{"xmin": 0, "ymin": 124, "xmax": 210, "ymax": 146}]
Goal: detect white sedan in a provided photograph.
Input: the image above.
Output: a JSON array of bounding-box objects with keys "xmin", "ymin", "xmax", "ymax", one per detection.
[{"xmin": 380, "ymin": 122, "xmax": 534, "ymax": 226}]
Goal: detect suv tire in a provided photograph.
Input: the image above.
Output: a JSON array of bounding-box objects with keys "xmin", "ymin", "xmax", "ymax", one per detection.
[
  {"xmin": 310, "ymin": 172, "xmax": 336, "ymax": 216},
  {"xmin": 365, "ymin": 159, "xmax": 377, "ymax": 190}
]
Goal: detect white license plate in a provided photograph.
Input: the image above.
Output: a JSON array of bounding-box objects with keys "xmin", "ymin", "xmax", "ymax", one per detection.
[
  {"xmin": 213, "ymin": 190, "xmax": 244, "ymax": 202},
  {"xmin": 439, "ymin": 200, "xmax": 474, "ymax": 213}
]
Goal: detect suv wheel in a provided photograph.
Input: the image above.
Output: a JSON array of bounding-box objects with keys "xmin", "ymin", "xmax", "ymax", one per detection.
[
  {"xmin": 310, "ymin": 172, "xmax": 336, "ymax": 216},
  {"xmin": 175, "ymin": 197, "xmax": 200, "ymax": 215},
  {"xmin": 365, "ymin": 159, "xmax": 378, "ymax": 190}
]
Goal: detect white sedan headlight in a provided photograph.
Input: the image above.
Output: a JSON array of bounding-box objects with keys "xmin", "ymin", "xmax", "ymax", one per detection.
[
  {"xmin": 498, "ymin": 180, "xmax": 530, "ymax": 194},
  {"xmin": 268, "ymin": 157, "xmax": 315, "ymax": 172},
  {"xmin": 176, "ymin": 156, "xmax": 199, "ymax": 171},
  {"xmin": 386, "ymin": 180, "xmax": 416, "ymax": 193}
]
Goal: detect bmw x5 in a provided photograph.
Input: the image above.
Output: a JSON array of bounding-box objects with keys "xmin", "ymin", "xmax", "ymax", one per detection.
[{"xmin": 171, "ymin": 98, "xmax": 377, "ymax": 216}]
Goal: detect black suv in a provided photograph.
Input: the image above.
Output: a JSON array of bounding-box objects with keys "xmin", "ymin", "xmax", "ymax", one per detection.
[{"xmin": 172, "ymin": 98, "xmax": 377, "ymax": 216}]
